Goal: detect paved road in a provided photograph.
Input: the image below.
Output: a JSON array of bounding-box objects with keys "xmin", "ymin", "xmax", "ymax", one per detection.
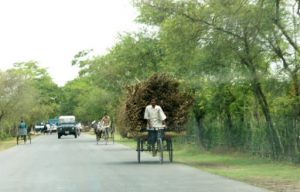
[{"xmin": 0, "ymin": 134, "xmax": 270, "ymax": 192}]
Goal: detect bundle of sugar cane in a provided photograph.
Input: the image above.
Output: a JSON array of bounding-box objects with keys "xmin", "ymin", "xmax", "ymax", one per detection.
[{"xmin": 117, "ymin": 73, "xmax": 194, "ymax": 138}]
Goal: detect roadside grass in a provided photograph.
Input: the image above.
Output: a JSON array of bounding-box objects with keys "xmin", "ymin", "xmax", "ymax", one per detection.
[
  {"xmin": 113, "ymin": 133, "xmax": 300, "ymax": 192},
  {"xmin": 0, "ymin": 137, "xmax": 16, "ymax": 151},
  {"xmin": 0, "ymin": 134, "xmax": 39, "ymax": 151},
  {"xmin": 114, "ymin": 134, "xmax": 136, "ymax": 148},
  {"xmin": 173, "ymin": 142, "xmax": 300, "ymax": 192}
]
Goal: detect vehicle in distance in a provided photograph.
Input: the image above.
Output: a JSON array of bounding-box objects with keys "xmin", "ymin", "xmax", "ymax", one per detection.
[
  {"xmin": 34, "ymin": 122, "xmax": 44, "ymax": 133},
  {"xmin": 57, "ymin": 116, "xmax": 77, "ymax": 139},
  {"xmin": 48, "ymin": 118, "xmax": 59, "ymax": 133}
]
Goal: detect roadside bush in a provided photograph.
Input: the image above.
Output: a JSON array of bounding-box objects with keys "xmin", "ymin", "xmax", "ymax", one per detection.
[
  {"xmin": 293, "ymin": 152, "xmax": 300, "ymax": 164},
  {"xmin": 0, "ymin": 132, "xmax": 10, "ymax": 141}
]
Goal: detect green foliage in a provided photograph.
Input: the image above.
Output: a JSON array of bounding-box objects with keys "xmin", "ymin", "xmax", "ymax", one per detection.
[
  {"xmin": 3, "ymin": 0, "xmax": 300, "ymax": 162},
  {"xmin": 74, "ymin": 87, "xmax": 114, "ymax": 122},
  {"xmin": 0, "ymin": 61, "xmax": 60, "ymax": 136},
  {"xmin": 0, "ymin": 132, "xmax": 10, "ymax": 140},
  {"xmin": 131, "ymin": 0, "xmax": 300, "ymax": 159}
]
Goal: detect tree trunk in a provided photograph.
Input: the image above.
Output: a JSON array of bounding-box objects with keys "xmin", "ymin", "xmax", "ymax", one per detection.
[
  {"xmin": 245, "ymin": 59, "xmax": 284, "ymax": 158},
  {"xmin": 291, "ymin": 73, "xmax": 300, "ymax": 155},
  {"xmin": 224, "ymin": 106, "xmax": 234, "ymax": 147},
  {"xmin": 193, "ymin": 106, "xmax": 206, "ymax": 148}
]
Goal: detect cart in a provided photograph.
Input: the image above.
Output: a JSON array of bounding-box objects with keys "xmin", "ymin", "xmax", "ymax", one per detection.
[
  {"xmin": 136, "ymin": 129, "xmax": 173, "ymax": 164},
  {"xmin": 96, "ymin": 126, "xmax": 115, "ymax": 145},
  {"xmin": 17, "ymin": 129, "xmax": 32, "ymax": 145}
]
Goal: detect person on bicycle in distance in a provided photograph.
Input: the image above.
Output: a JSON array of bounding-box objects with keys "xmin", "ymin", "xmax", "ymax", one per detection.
[
  {"xmin": 100, "ymin": 112, "xmax": 111, "ymax": 138},
  {"xmin": 144, "ymin": 98, "xmax": 167, "ymax": 155},
  {"xmin": 18, "ymin": 120, "xmax": 28, "ymax": 143}
]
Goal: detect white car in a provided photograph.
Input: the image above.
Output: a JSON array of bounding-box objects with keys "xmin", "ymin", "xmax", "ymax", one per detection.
[
  {"xmin": 50, "ymin": 124, "xmax": 57, "ymax": 132},
  {"xmin": 34, "ymin": 123, "xmax": 44, "ymax": 132}
]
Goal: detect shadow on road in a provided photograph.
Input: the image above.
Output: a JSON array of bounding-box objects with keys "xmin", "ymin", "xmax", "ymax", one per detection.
[{"xmin": 104, "ymin": 160, "xmax": 175, "ymax": 166}]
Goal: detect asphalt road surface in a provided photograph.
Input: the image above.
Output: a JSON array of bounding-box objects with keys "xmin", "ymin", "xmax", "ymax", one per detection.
[{"xmin": 0, "ymin": 134, "xmax": 270, "ymax": 192}]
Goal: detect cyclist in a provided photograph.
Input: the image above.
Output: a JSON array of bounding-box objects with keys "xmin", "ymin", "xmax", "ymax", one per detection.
[
  {"xmin": 18, "ymin": 120, "xmax": 28, "ymax": 144},
  {"xmin": 144, "ymin": 98, "xmax": 167, "ymax": 156},
  {"xmin": 100, "ymin": 113, "xmax": 111, "ymax": 139}
]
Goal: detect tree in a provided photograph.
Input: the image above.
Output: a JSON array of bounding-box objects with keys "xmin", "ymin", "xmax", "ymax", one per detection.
[
  {"xmin": 10, "ymin": 61, "xmax": 60, "ymax": 127},
  {"xmin": 0, "ymin": 69, "xmax": 39, "ymax": 136},
  {"xmin": 133, "ymin": 0, "xmax": 288, "ymax": 157}
]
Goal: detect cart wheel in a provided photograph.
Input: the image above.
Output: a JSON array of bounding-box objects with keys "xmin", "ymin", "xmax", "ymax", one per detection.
[
  {"xmin": 167, "ymin": 139, "xmax": 173, "ymax": 163},
  {"xmin": 158, "ymin": 138, "xmax": 163, "ymax": 164},
  {"xmin": 111, "ymin": 127, "xmax": 115, "ymax": 144},
  {"xmin": 104, "ymin": 130, "xmax": 108, "ymax": 145},
  {"xmin": 137, "ymin": 138, "xmax": 141, "ymax": 163},
  {"xmin": 96, "ymin": 134, "xmax": 100, "ymax": 144},
  {"xmin": 29, "ymin": 134, "xmax": 32, "ymax": 144}
]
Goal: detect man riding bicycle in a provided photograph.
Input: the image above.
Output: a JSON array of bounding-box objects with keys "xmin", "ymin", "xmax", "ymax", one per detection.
[
  {"xmin": 18, "ymin": 120, "xmax": 28, "ymax": 144},
  {"xmin": 100, "ymin": 113, "xmax": 111, "ymax": 138},
  {"xmin": 144, "ymin": 98, "xmax": 167, "ymax": 156}
]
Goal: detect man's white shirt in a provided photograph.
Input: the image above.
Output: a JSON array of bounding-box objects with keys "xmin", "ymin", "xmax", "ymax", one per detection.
[{"xmin": 144, "ymin": 105, "xmax": 166, "ymax": 128}]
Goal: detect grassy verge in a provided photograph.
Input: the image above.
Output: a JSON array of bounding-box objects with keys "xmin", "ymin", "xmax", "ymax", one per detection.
[
  {"xmin": 114, "ymin": 134, "xmax": 137, "ymax": 148},
  {"xmin": 114, "ymin": 134, "xmax": 300, "ymax": 192},
  {"xmin": 173, "ymin": 143, "xmax": 300, "ymax": 192},
  {"xmin": 0, "ymin": 137, "xmax": 16, "ymax": 151},
  {"xmin": 0, "ymin": 134, "xmax": 38, "ymax": 151}
]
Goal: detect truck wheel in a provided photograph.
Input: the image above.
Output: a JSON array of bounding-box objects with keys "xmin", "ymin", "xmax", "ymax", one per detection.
[
  {"xmin": 58, "ymin": 134, "xmax": 61, "ymax": 139},
  {"xmin": 74, "ymin": 134, "xmax": 77, "ymax": 138}
]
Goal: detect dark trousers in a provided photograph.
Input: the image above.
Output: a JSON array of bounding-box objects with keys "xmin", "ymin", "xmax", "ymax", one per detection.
[{"xmin": 147, "ymin": 130, "xmax": 157, "ymax": 145}]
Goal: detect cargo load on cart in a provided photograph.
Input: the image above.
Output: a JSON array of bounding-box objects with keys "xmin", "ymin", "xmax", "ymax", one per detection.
[{"xmin": 118, "ymin": 73, "xmax": 194, "ymax": 138}]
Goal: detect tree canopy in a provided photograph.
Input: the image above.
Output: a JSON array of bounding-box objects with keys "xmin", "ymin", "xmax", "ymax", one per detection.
[{"xmin": 1, "ymin": 0, "xmax": 300, "ymax": 160}]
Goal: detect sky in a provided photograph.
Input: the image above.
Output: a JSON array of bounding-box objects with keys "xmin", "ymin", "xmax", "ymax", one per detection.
[{"xmin": 0, "ymin": 0, "xmax": 140, "ymax": 86}]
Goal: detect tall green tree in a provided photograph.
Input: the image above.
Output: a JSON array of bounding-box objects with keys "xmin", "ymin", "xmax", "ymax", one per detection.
[
  {"xmin": 133, "ymin": 0, "xmax": 294, "ymax": 157},
  {"xmin": 0, "ymin": 69, "xmax": 38, "ymax": 136},
  {"xmin": 11, "ymin": 61, "xmax": 60, "ymax": 124}
]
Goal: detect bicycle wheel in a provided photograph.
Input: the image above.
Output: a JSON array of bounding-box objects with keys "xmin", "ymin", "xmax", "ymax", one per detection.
[
  {"xmin": 112, "ymin": 131, "xmax": 114, "ymax": 144},
  {"xmin": 104, "ymin": 129, "xmax": 108, "ymax": 145},
  {"xmin": 28, "ymin": 134, "xmax": 32, "ymax": 144},
  {"xmin": 157, "ymin": 138, "xmax": 163, "ymax": 164},
  {"xmin": 96, "ymin": 132, "xmax": 100, "ymax": 144},
  {"xmin": 167, "ymin": 139, "xmax": 173, "ymax": 162},
  {"xmin": 137, "ymin": 138, "xmax": 141, "ymax": 163}
]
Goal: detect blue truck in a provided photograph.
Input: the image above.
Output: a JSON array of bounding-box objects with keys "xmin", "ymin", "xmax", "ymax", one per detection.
[{"xmin": 48, "ymin": 118, "xmax": 59, "ymax": 133}]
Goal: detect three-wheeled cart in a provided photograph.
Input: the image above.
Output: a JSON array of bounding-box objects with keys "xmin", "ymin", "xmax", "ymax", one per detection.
[
  {"xmin": 136, "ymin": 129, "xmax": 173, "ymax": 164},
  {"xmin": 17, "ymin": 128, "xmax": 32, "ymax": 145},
  {"xmin": 96, "ymin": 126, "xmax": 115, "ymax": 145}
]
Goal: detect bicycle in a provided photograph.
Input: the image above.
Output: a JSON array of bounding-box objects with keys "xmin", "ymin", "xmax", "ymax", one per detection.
[
  {"xmin": 95, "ymin": 128, "xmax": 102, "ymax": 144},
  {"xmin": 136, "ymin": 128, "xmax": 173, "ymax": 164},
  {"xmin": 95, "ymin": 127, "xmax": 109, "ymax": 145},
  {"xmin": 17, "ymin": 131, "xmax": 31, "ymax": 145},
  {"xmin": 103, "ymin": 127, "xmax": 109, "ymax": 145}
]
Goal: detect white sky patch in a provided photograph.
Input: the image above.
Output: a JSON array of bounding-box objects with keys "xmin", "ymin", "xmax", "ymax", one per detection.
[{"xmin": 0, "ymin": 0, "xmax": 140, "ymax": 86}]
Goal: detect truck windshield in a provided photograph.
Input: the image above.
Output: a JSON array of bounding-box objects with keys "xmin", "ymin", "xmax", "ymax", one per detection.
[{"xmin": 59, "ymin": 116, "xmax": 75, "ymax": 124}]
